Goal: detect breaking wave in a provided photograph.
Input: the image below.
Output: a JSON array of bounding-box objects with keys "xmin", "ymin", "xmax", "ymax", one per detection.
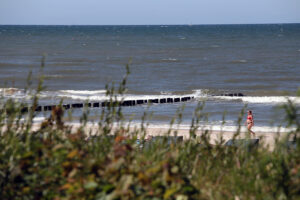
[
  {"xmin": 1, "ymin": 87, "xmax": 299, "ymax": 105},
  {"xmin": 211, "ymin": 96, "xmax": 300, "ymax": 104},
  {"xmin": 59, "ymin": 90, "xmax": 107, "ymax": 95},
  {"xmin": 121, "ymin": 122, "xmax": 296, "ymax": 133}
]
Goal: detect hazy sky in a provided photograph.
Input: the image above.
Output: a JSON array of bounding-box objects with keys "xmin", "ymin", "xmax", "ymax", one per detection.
[{"xmin": 1, "ymin": 0, "xmax": 299, "ymax": 25}]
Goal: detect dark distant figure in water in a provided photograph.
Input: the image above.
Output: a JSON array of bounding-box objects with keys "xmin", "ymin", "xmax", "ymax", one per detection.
[{"xmin": 246, "ymin": 110, "xmax": 255, "ymax": 136}]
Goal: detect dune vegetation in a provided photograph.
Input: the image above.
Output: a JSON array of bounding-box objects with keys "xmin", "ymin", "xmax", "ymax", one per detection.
[{"xmin": 0, "ymin": 60, "xmax": 299, "ymax": 200}]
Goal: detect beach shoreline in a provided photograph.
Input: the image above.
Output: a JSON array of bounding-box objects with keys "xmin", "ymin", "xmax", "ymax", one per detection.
[{"xmin": 30, "ymin": 122, "xmax": 292, "ymax": 150}]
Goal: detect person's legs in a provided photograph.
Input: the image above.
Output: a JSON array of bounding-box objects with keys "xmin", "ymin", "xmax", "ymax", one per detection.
[{"xmin": 247, "ymin": 123, "xmax": 255, "ymax": 136}]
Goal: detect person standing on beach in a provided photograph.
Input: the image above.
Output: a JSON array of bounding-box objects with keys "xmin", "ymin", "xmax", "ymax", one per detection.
[{"xmin": 246, "ymin": 110, "xmax": 255, "ymax": 136}]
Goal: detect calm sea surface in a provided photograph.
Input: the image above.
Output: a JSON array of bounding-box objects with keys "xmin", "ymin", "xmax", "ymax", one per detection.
[{"xmin": 0, "ymin": 24, "xmax": 299, "ymax": 131}]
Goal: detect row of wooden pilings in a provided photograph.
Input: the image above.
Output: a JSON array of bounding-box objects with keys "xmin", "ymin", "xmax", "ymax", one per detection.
[
  {"xmin": 21, "ymin": 96, "xmax": 194, "ymax": 113},
  {"xmin": 20, "ymin": 92, "xmax": 245, "ymax": 113}
]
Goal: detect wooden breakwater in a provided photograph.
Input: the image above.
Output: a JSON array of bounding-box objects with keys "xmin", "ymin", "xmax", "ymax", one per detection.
[
  {"xmin": 20, "ymin": 93, "xmax": 244, "ymax": 113},
  {"xmin": 21, "ymin": 96, "xmax": 194, "ymax": 113}
]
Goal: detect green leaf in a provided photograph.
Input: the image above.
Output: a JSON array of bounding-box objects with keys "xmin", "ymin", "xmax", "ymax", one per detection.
[
  {"xmin": 84, "ymin": 181, "xmax": 98, "ymax": 190},
  {"xmin": 102, "ymin": 184, "xmax": 115, "ymax": 193}
]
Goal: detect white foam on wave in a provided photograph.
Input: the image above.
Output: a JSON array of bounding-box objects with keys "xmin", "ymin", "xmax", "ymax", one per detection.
[
  {"xmin": 131, "ymin": 122, "xmax": 296, "ymax": 133},
  {"xmin": 56, "ymin": 89, "xmax": 203, "ymax": 101},
  {"xmin": 212, "ymin": 96, "xmax": 300, "ymax": 104},
  {"xmin": 162, "ymin": 58, "xmax": 178, "ymax": 61},
  {"xmin": 121, "ymin": 89, "xmax": 205, "ymax": 101},
  {"xmin": 57, "ymin": 93, "xmax": 180, "ymax": 101},
  {"xmin": 209, "ymin": 125, "xmax": 295, "ymax": 133},
  {"xmin": 19, "ymin": 116, "xmax": 46, "ymax": 123},
  {"xmin": 44, "ymin": 89, "xmax": 108, "ymax": 101},
  {"xmin": 231, "ymin": 59, "xmax": 247, "ymax": 63},
  {"xmin": 0, "ymin": 87, "xmax": 23, "ymax": 95},
  {"xmin": 2, "ymin": 87, "xmax": 299, "ymax": 106},
  {"xmin": 123, "ymin": 94, "xmax": 181, "ymax": 100},
  {"xmin": 57, "ymin": 94, "xmax": 108, "ymax": 101},
  {"xmin": 0, "ymin": 87, "xmax": 32, "ymax": 100},
  {"xmin": 33, "ymin": 116, "xmax": 46, "ymax": 123},
  {"xmin": 67, "ymin": 121, "xmax": 296, "ymax": 135},
  {"xmin": 1, "ymin": 88, "xmax": 62, "ymax": 100},
  {"xmin": 192, "ymin": 89, "xmax": 206, "ymax": 97},
  {"xmin": 1, "ymin": 87, "xmax": 201, "ymax": 102},
  {"xmin": 59, "ymin": 90, "xmax": 106, "ymax": 95}
]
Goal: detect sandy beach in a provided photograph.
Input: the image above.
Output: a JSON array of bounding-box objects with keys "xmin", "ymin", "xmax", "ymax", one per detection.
[
  {"xmin": 46, "ymin": 122, "xmax": 292, "ymax": 151},
  {"xmin": 1, "ymin": 119, "xmax": 291, "ymax": 151}
]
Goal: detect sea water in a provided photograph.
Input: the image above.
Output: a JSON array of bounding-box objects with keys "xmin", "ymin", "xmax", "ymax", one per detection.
[{"xmin": 0, "ymin": 24, "xmax": 299, "ymax": 131}]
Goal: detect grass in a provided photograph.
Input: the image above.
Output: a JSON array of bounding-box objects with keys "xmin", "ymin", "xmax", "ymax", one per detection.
[{"xmin": 0, "ymin": 61, "xmax": 299, "ymax": 200}]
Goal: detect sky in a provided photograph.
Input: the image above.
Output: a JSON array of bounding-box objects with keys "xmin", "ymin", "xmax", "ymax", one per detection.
[{"xmin": 0, "ymin": 0, "xmax": 300, "ymax": 25}]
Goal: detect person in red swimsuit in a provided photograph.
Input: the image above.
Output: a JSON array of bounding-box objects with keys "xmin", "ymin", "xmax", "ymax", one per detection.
[{"xmin": 246, "ymin": 110, "xmax": 255, "ymax": 136}]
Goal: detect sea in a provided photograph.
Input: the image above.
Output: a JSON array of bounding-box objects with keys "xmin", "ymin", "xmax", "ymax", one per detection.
[{"xmin": 0, "ymin": 24, "xmax": 299, "ymax": 132}]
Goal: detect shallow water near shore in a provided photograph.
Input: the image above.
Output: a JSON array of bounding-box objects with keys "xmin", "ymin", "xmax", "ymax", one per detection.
[{"xmin": 0, "ymin": 24, "xmax": 300, "ymax": 128}]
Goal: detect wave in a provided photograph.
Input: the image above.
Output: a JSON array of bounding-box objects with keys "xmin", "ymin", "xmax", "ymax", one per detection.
[
  {"xmin": 0, "ymin": 88, "xmax": 30, "ymax": 100},
  {"xmin": 1, "ymin": 87, "xmax": 199, "ymax": 102},
  {"xmin": 44, "ymin": 75, "xmax": 64, "ymax": 78},
  {"xmin": 161, "ymin": 58, "xmax": 178, "ymax": 61},
  {"xmin": 192, "ymin": 89, "xmax": 206, "ymax": 97},
  {"xmin": 231, "ymin": 59, "xmax": 247, "ymax": 63},
  {"xmin": 56, "ymin": 94, "xmax": 108, "ymax": 101},
  {"xmin": 0, "ymin": 87, "xmax": 22, "ymax": 95},
  {"xmin": 1, "ymin": 87, "xmax": 299, "ymax": 105},
  {"xmin": 56, "ymin": 89, "xmax": 203, "ymax": 101},
  {"xmin": 59, "ymin": 90, "xmax": 107, "ymax": 95},
  {"xmin": 56, "ymin": 94, "xmax": 194, "ymax": 102},
  {"xmin": 209, "ymin": 125, "xmax": 294, "ymax": 133},
  {"xmin": 20, "ymin": 116, "xmax": 46, "ymax": 123},
  {"xmin": 117, "ymin": 122, "xmax": 296, "ymax": 133},
  {"xmin": 211, "ymin": 96, "xmax": 300, "ymax": 104}
]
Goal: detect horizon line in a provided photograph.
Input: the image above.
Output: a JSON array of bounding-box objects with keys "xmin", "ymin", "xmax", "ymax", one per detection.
[{"xmin": 0, "ymin": 22, "xmax": 300, "ymax": 26}]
